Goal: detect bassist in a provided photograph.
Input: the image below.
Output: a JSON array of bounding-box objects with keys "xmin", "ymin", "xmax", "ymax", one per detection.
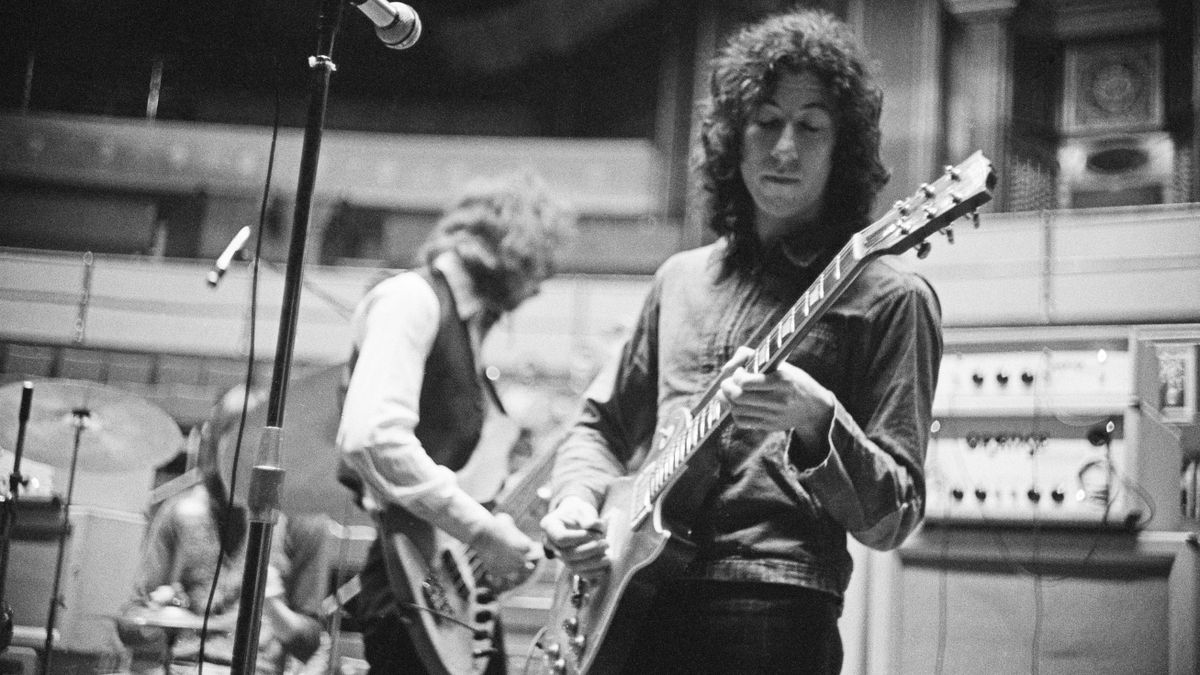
[
  {"xmin": 337, "ymin": 171, "xmax": 574, "ymax": 674},
  {"xmin": 541, "ymin": 9, "xmax": 943, "ymax": 674}
]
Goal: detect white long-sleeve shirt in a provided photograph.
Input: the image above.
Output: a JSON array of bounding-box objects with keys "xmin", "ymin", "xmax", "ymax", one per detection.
[{"xmin": 336, "ymin": 254, "xmax": 496, "ymax": 544}]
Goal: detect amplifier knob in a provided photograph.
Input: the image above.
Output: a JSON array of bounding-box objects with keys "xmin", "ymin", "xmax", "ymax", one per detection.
[{"xmin": 1027, "ymin": 487, "xmax": 1041, "ymax": 503}]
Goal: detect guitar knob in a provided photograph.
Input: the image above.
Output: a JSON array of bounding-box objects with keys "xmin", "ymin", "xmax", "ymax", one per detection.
[
  {"xmin": 550, "ymin": 657, "xmax": 567, "ymax": 674},
  {"xmin": 475, "ymin": 609, "xmax": 494, "ymax": 623},
  {"xmin": 544, "ymin": 642, "xmax": 562, "ymax": 659},
  {"xmin": 476, "ymin": 588, "xmax": 495, "ymax": 604},
  {"xmin": 473, "ymin": 629, "xmax": 491, "ymax": 640},
  {"xmin": 562, "ymin": 616, "xmax": 579, "ymax": 635},
  {"xmin": 569, "ymin": 635, "xmax": 587, "ymax": 652},
  {"xmin": 472, "ymin": 648, "xmax": 499, "ymax": 659}
]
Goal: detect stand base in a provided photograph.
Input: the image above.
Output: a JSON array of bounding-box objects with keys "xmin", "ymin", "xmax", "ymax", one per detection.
[{"xmin": 0, "ymin": 646, "xmax": 38, "ymax": 674}]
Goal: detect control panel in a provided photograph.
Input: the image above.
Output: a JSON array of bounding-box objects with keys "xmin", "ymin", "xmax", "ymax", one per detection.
[{"xmin": 925, "ymin": 337, "xmax": 1140, "ymax": 528}]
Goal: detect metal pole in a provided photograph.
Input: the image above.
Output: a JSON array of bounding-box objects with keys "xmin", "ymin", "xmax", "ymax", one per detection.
[{"xmin": 229, "ymin": 0, "xmax": 344, "ymax": 670}]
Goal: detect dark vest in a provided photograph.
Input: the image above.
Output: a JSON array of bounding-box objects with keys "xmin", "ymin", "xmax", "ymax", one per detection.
[{"xmin": 411, "ymin": 266, "xmax": 485, "ymax": 471}]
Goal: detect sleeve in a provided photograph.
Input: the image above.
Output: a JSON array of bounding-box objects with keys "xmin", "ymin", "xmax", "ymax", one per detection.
[
  {"xmin": 790, "ymin": 277, "xmax": 942, "ymax": 550},
  {"xmin": 551, "ymin": 278, "xmax": 661, "ymax": 510},
  {"xmin": 265, "ymin": 514, "xmax": 324, "ymax": 662},
  {"xmin": 336, "ymin": 275, "xmax": 495, "ymax": 544},
  {"xmin": 132, "ymin": 503, "xmax": 179, "ymax": 596},
  {"xmin": 116, "ymin": 501, "xmax": 181, "ymax": 649}
]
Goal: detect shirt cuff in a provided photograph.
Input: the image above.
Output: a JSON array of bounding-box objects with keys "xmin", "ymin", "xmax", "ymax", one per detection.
[{"xmin": 349, "ymin": 452, "xmax": 494, "ymax": 544}]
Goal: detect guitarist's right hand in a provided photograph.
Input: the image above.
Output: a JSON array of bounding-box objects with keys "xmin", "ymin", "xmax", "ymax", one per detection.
[
  {"xmin": 470, "ymin": 512, "xmax": 540, "ymax": 585},
  {"xmin": 540, "ymin": 496, "xmax": 610, "ymax": 575}
]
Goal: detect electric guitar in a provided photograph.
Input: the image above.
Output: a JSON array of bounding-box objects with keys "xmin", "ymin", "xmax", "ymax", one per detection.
[
  {"xmin": 536, "ymin": 152, "xmax": 996, "ymax": 675},
  {"xmin": 376, "ymin": 412, "xmax": 556, "ymax": 675}
]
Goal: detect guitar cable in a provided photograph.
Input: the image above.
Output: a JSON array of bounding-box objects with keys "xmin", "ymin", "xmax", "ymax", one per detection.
[
  {"xmin": 195, "ymin": 1, "xmax": 285, "ymax": 665},
  {"xmin": 522, "ymin": 625, "xmax": 551, "ymax": 675},
  {"xmin": 394, "ymin": 600, "xmax": 493, "ymax": 638}
]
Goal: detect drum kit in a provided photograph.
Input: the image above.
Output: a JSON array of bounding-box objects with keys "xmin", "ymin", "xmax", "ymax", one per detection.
[{"xmin": 0, "ymin": 378, "xmax": 184, "ymax": 670}]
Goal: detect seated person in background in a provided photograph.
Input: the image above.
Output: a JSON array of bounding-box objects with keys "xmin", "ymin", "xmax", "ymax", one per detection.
[{"xmin": 117, "ymin": 388, "xmax": 327, "ymax": 675}]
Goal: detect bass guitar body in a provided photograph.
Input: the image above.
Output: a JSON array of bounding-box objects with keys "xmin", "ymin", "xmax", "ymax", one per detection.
[
  {"xmin": 377, "ymin": 505, "xmax": 500, "ymax": 675},
  {"xmin": 374, "ymin": 413, "xmax": 554, "ymax": 675}
]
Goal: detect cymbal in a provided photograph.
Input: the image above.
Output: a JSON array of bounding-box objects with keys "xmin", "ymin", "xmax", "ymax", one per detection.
[{"xmin": 0, "ymin": 379, "xmax": 182, "ymax": 473}]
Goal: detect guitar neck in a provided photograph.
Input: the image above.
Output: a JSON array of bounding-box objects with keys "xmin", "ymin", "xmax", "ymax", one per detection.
[
  {"xmin": 492, "ymin": 440, "xmax": 557, "ymax": 536},
  {"xmin": 628, "ymin": 150, "xmax": 996, "ymax": 529}
]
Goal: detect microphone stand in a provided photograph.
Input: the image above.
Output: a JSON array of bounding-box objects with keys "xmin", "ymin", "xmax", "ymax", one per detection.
[{"xmin": 230, "ymin": 0, "xmax": 344, "ymax": 670}]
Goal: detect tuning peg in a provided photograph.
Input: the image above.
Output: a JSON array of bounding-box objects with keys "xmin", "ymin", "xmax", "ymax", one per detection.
[
  {"xmin": 919, "ymin": 183, "xmax": 935, "ymax": 198},
  {"xmin": 971, "ymin": 210, "xmax": 981, "ymax": 228},
  {"xmin": 916, "ymin": 241, "xmax": 932, "ymax": 259},
  {"xmin": 940, "ymin": 226, "xmax": 955, "ymax": 244},
  {"xmin": 944, "ymin": 165, "xmax": 961, "ymax": 181}
]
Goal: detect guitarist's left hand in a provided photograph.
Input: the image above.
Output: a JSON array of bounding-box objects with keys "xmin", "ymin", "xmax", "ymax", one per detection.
[{"xmin": 717, "ymin": 346, "xmax": 835, "ymax": 449}]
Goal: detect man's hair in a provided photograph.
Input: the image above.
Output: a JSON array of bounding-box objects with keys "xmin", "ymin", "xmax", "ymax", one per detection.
[
  {"xmin": 419, "ymin": 170, "xmax": 575, "ymax": 313},
  {"xmin": 698, "ymin": 8, "xmax": 890, "ymax": 273}
]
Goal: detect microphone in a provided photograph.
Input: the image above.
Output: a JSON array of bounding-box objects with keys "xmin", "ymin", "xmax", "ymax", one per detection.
[
  {"xmin": 207, "ymin": 226, "xmax": 251, "ymax": 287},
  {"xmin": 350, "ymin": 0, "xmax": 422, "ymax": 50}
]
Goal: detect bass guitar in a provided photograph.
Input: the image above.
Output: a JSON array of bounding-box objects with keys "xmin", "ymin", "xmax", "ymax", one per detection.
[
  {"xmin": 376, "ymin": 411, "xmax": 556, "ymax": 675},
  {"xmin": 537, "ymin": 151, "xmax": 996, "ymax": 675}
]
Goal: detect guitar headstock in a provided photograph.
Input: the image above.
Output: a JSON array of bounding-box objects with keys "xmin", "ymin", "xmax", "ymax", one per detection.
[{"xmin": 861, "ymin": 150, "xmax": 996, "ymax": 259}]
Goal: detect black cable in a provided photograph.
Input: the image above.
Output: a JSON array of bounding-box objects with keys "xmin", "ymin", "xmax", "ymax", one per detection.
[{"xmin": 194, "ymin": 11, "xmax": 285, "ymax": 668}]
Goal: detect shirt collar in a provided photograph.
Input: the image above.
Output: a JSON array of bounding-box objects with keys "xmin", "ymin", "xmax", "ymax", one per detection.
[{"xmin": 431, "ymin": 252, "xmax": 484, "ymax": 322}]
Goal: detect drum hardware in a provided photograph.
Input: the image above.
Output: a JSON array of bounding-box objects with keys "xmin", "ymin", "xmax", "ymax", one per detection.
[
  {"xmin": 0, "ymin": 379, "xmax": 181, "ymax": 674},
  {"xmin": 122, "ymin": 605, "xmax": 236, "ymax": 674}
]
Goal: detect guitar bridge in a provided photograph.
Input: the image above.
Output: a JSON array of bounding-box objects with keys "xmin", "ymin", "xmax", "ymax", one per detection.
[{"xmin": 422, "ymin": 577, "xmax": 455, "ymax": 623}]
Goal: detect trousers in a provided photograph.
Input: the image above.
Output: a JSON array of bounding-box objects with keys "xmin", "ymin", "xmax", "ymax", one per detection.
[{"xmin": 622, "ymin": 579, "xmax": 843, "ymax": 675}]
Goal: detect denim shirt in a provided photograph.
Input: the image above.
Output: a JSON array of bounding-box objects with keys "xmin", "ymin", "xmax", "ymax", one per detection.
[{"xmin": 551, "ymin": 240, "xmax": 942, "ymax": 601}]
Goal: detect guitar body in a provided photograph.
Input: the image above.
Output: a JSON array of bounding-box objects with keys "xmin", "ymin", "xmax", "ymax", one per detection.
[
  {"xmin": 376, "ymin": 505, "xmax": 499, "ymax": 675},
  {"xmin": 372, "ymin": 411, "xmax": 555, "ymax": 674},
  {"xmin": 542, "ymin": 475, "xmax": 697, "ymax": 674}
]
